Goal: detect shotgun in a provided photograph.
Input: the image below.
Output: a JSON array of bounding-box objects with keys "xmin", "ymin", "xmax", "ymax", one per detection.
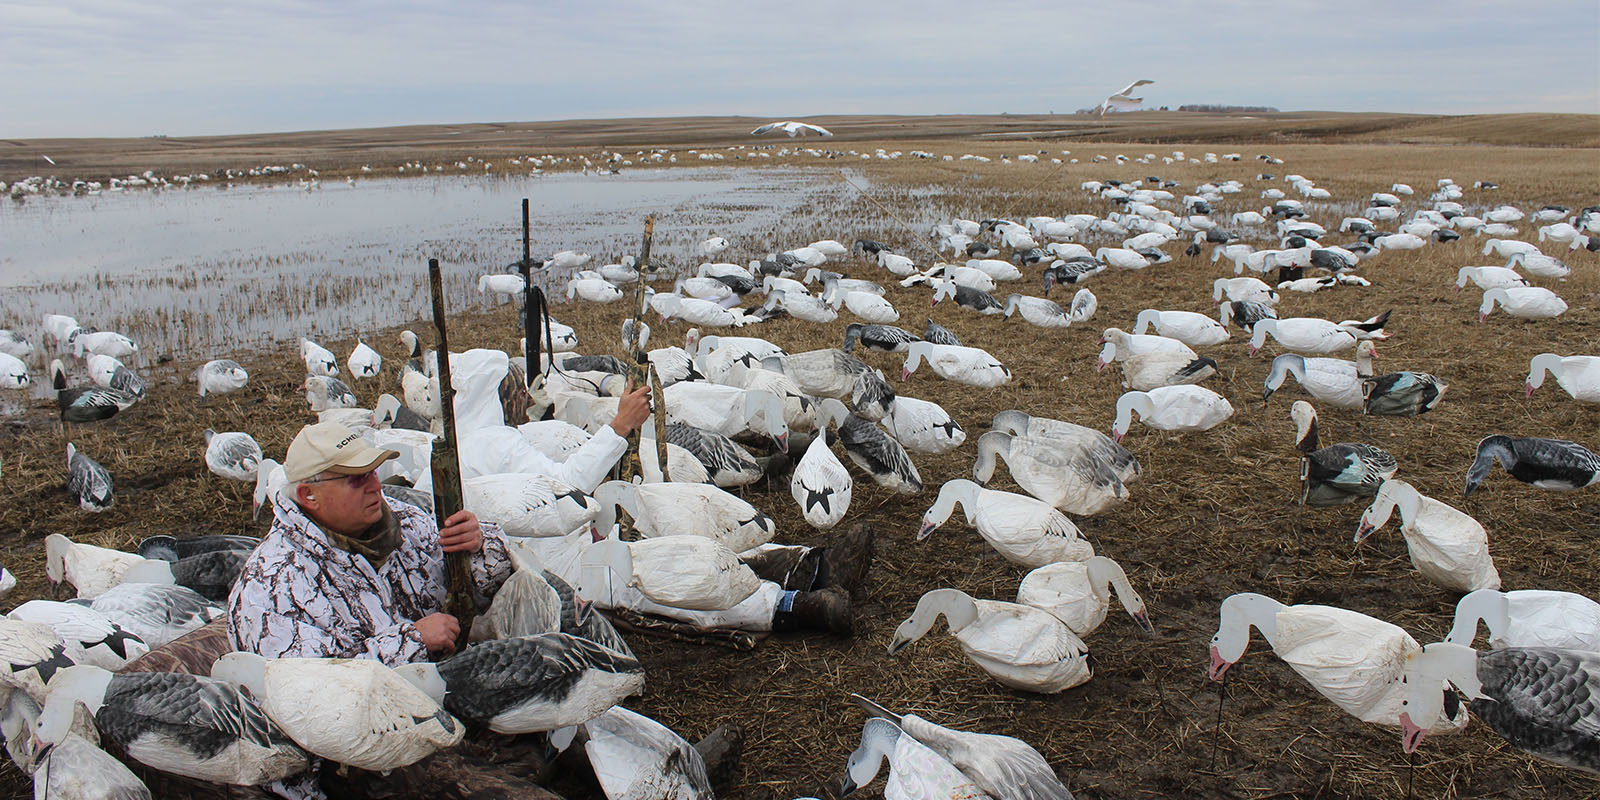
[
  {"xmin": 619, "ymin": 216, "xmax": 668, "ymax": 483},
  {"xmin": 427, "ymin": 258, "xmax": 475, "ymax": 652}
]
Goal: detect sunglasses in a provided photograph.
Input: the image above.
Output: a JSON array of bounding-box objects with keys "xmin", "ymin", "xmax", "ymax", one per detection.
[{"xmin": 302, "ymin": 469, "xmax": 380, "ymax": 489}]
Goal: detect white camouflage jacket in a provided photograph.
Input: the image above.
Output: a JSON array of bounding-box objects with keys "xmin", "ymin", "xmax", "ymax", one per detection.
[{"xmin": 228, "ymin": 492, "xmax": 512, "ymax": 667}]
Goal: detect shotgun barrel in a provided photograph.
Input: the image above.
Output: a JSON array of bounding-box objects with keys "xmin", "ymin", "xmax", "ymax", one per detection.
[{"xmin": 427, "ymin": 258, "xmax": 475, "ymax": 652}]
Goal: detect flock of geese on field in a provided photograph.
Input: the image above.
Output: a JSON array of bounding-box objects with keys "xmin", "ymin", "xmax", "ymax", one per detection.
[{"xmin": 0, "ymin": 163, "xmax": 1597, "ymax": 799}]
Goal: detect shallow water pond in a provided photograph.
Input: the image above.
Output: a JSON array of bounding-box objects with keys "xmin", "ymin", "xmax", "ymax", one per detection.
[{"xmin": 0, "ymin": 167, "xmax": 845, "ymax": 373}]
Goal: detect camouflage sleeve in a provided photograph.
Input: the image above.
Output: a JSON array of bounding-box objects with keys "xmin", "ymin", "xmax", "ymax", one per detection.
[{"xmin": 471, "ymin": 520, "xmax": 513, "ymax": 610}]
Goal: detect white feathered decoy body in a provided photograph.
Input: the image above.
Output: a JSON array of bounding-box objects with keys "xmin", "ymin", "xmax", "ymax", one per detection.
[
  {"xmin": 889, "ymin": 588, "xmax": 1092, "ymax": 693},
  {"xmin": 919, "ymin": 478, "xmax": 1093, "ymax": 567}
]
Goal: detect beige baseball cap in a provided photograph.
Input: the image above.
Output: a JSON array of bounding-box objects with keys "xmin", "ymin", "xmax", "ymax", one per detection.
[{"xmin": 283, "ymin": 422, "xmax": 399, "ymax": 483}]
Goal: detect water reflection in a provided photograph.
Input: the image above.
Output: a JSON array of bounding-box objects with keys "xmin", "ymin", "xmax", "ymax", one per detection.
[{"xmin": 0, "ymin": 168, "xmax": 842, "ymax": 374}]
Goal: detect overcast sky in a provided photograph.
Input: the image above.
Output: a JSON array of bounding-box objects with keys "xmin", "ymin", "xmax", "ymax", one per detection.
[{"xmin": 4, "ymin": 0, "xmax": 1597, "ymax": 139}]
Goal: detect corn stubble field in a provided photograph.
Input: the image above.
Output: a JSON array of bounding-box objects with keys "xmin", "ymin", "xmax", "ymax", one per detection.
[{"xmin": 1, "ymin": 116, "xmax": 1598, "ymax": 799}]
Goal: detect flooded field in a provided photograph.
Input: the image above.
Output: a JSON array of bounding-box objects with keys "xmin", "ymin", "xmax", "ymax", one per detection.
[{"xmin": 0, "ymin": 167, "xmax": 847, "ymax": 372}]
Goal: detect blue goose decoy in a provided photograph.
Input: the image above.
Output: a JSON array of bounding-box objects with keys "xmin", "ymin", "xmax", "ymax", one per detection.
[
  {"xmin": 37, "ymin": 664, "xmax": 309, "ymax": 786},
  {"xmin": 52, "ymin": 360, "xmax": 138, "ymax": 425},
  {"xmin": 195, "ymin": 359, "xmax": 249, "ymax": 398},
  {"xmin": 137, "ymin": 534, "xmax": 260, "ymax": 562},
  {"xmin": 396, "ymin": 633, "xmax": 645, "ymax": 734},
  {"xmin": 1397, "ymin": 643, "xmax": 1600, "ymax": 774},
  {"xmin": 837, "ymin": 413, "xmax": 922, "ymax": 494},
  {"xmin": 1361, "ymin": 370, "xmax": 1448, "ymax": 416},
  {"xmin": 1464, "ymin": 435, "xmax": 1599, "ymax": 495},
  {"xmin": 841, "ymin": 323, "xmax": 921, "ymax": 354},
  {"xmin": 1291, "ymin": 402, "xmax": 1397, "ymax": 506},
  {"xmin": 922, "ymin": 319, "xmax": 961, "ymax": 347},
  {"xmin": 66, "ymin": 444, "xmax": 113, "ymax": 512}
]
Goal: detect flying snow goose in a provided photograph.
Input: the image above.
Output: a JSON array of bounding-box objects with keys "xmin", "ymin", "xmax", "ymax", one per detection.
[
  {"xmin": 196, "ymin": 359, "xmax": 248, "ymax": 398},
  {"xmin": 881, "ymin": 395, "xmax": 965, "ymax": 454},
  {"xmin": 901, "ymin": 341, "xmax": 1009, "ymax": 387},
  {"xmin": 791, "ymin": 404, "xmax": 852, "ymax": 530},
  {"xmin": 1248, "ymin": 318, "xmax": 1358, "ymax": 356},
  {"xmin": 38, "ymin": 664, "xmax": 309, "ymax": 785},
  {"xmin": 580, "ymin": 536, "xmax": 761, "ymax": 612},
  {"xmin": 851, "ymin": 694, "xmax": 1076, "ymax": 800},
  {"xmin": 1016, "ymin": 556, "xmax": 1154, "ymax": 637},
  {"xmin": 1525, "ymin": 353, "xmax": 1600, "ymax": 403},
  {"xmin": 1133, "ymin": 309, "xmax": 1229, "ymax": 346},
  {"xmin": 1290, "ymin": 401, "xmax": 1397, "ymax": 506},
  {"xmin": 1355, "ymin": 479, "xmax": 1499, "ymax": 592},
  {"xmin": 1455, "ymin": 265, "xmax": 1528, "ymax": 292},
  {"xmin": 396, "ymin": 633, "xmax": 643, "ymax": 735},
  {"xmin": 888, "ymin": 588, "xmax": 1092, "ymax": 693},
  {"xmin": 1395, "ymin": 643, "xmax": 1598, "ymax": 771},
  {"xmin": 202, "ymin": 429, "xmax": 262, "ymax": 482},
  {"xmin": 1208, "ymin": 593, "xmax": 1468, "ymax": 733},
  {"xmin": 1111, "ymin": 386, "xmax": 1233, "ymax": 442},
  {"xmin": 298, "ymin": 338, "xmax": 338, "ymax": 376},
  {"xmin": 1505, "ymin": 251, "xmax": 1571, "ymax": 279},
  {"xmin": 464, "ymin": 473, "xmax": 601, "ymax": 538},
  {"xmin": 1262, "ymin": 349, "xmax": 1363, "ymax": 409},
  {"xmin": 1479, "ymin": 287, "xmax": 1567, "ymax": 321},
  {"xmin": 593, "ymin": 480, "xmax": 775, "ymax": 553},
  {"xmin": 842, "ymin": 716, "xmax": 984, "ymax": 799},
  {"xmin": 209, "ymin": 652, "xmax": 458, "ymax": 772},
  {"xmin": 1446, "ymin": 589, "xmax": 1600, "ymax": 652},
  {"xmin": 52, "ymin": 360, "xmax": 138, "ymax": 424},
  {"xmin": 918, "ymin": 478, "xmax": 1093, "ymax": 567},
  {"xmin": 65, "ymin": 444, "xmax": 113, "ymax": 513},
  {"xmin": 1464, "ymin": 435, "xmax": 1598, "ymax": 495},
  {"xmin": 973, "ymin": 430, "xmax": 1129, "ymax": 516},
  {"xmin": 750, "ymin": 120, "xmax": 832, "ymax": 137},
  {"xmin": 841, "ymin": 322, "xmax": 921, "ymax": 353}
]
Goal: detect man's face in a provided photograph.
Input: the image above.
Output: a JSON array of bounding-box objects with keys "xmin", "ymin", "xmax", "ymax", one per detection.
[{"xmin": 297, "ymin": 468, "xmax": 384, "ymax": 535}]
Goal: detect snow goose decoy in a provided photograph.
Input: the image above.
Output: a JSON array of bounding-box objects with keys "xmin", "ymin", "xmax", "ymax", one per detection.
[
  {"xmin": 303, "ymin": 374, "xmax": 358, "ymax": 411},
  {"xmin": 1094, "ymin": 247, "xmax": 1150, "ymax": 270},
  {"xmin": 1110, "ymin": 385, "xmax": 1234, "ymax": 443},
  {"xmin": 84, "ymin": 353, "xmax": 145, "ymax": 397},
  {"xmin": 0, "ymin": 352, "xmax": 28, "ymax": 390},
  {"xmin": 1212, "ymin": 276, "xmax": 1278, "ymax": 305},
  {"xmin": 346, "ymin": 340, "xmax": 382, "ymax": 378},
  {"xmin": 52, "ymin": 360, "xmax": 138, "ymax": 424},
  {"xmin": 1097, "ymin": 328, "xmax": 1196, "ymax": 368},
  {"xmin": 1455, "ymin": 265, "xmax": 1528, "ymax": 292},
  {"xmin": 1446, "ymin": 589, "xmax": 1600, "ymax": 652},
  {"xmin": 38, "ymin": 664, "xmax": 310, "ymax": 785},
  {"xmin": 567, "ymin": 275, "xmax": 625, "ymax": 303},
  {"xmin": 85, "ymin": 582, "xmax": 222, "ymax": 648},
  {"xmin": 1463, "ymin": 435, "xmax": 1599, "ymax": 495},
  {"xmin": 765, "ymin": 289, "xmax": 837, "ymax": 324},
  {"xmin": 918, "ymin": 478, "xmax": 1094, "ymax": 567},
  {"xmin": 659, "ymin": 422, "xmax": 757, "ymax": 487},
  {"xmin": 581, "ymin": 705, "xmax": 719, "ymax": 799},
  {"xmin": 0, "ymin": 619, "xmax": 86, "ymax": 703},
  {"xmin": 1361, "ymin": 362, "xmax": 1448, "ymax": 416},
  {"xmin": 973, "ymin": 430, "xmax": 1129, "ymax": 516},
  {"xmin": 464, "ymin": 473, "xmax": 601, "ymax": 539},
  {"xmin": 298, "ymin": 337, "xmax": 338, "ymax": 376},
  {"xmin": 851, "ymin": 694, "xmax": 1076, "ymax": 800},
  {"xmin": 763, "ymin": 349, "xmax": 895, "ymax": 421},
  {"xmin": 7, "ymin": 600, "xmax": 148, "ymax": 671},
  {"xmin": 922, "ymin": 318, "xmax": 960, "ymax": 346},
  {"xmin": 1248, "ymin": 318, "xmax": 1358, "ymax": 356},
  {"xmin": 0, "ymin": 329, "xmax": 32, "ymax": 360},
  {"xmin": 1290, "ymin": 401, "xmax": 1397, "ymax": 506},
  {"xmin": 202, "ymin": 429, "xmax": 262, "ymax": 482},
  {"xmin": 1208, "ymin": 593, "xmax": 1468, "ymax": 733},
  {"xmin": 930, "ymin": 278, "xmax": 1003, "ymax": 315},
  {"xmin": 30, "ymin": 728, "xmax": 152, "ymax": 800},
  {"xmin": 1478, "ymin": 287, "xmax": 1567, "ymax": 321},
  {"xmin": 1112, "ymin": 350, "xmax": 1218, "ymax": 392},
  {"xmin": 594, "ymin": 479, "xmax": 775, "ymax": 553},
  {"xmin": 45, "ymin": 534, "xmax": 143, "ymax": 599},
  {"xmin": 790, "ymin": 408, "xmax": 852, "ymax": 530},
  {"xmin": 841, "ymin": 716, "xmax": 984, "ymax": 799},
  {"xmin": 655, "ymin": 292, "xmax": 750, "ymax": 328},
  {"xmin": 889, "ymin": 588, "xmax": 1091, "ymax": 693},
  {"xmin": 901, "ymin": 341, "xmax": 1010, "ymax": 388},
  {"xmin": 209, "ymin": 652, "xmax": 460, "ymax": 772},
  {"xmin": 1016, "ymin": 555, "xmax": 1154, "ymax": 637},
  {"xmin": 837, "ymin": 411, "xmax": 923, "ymax": 494},
  {"xmin": 1355, "ymin": 479, "xmax": 1500, "ymax": 592},
  {"xmin": 881, "ymin": 394, "xmax": 964, "ymax": 454},
  {"xmin": 825, "ymin": 280, "xmax": 899, "ymax": 324},
  {"xmin": 1526, "ymin": 353, "xmax": 1600, "ymax": 403},
  {"xmin": 70, "ymin": 331, "xmax": 136, "ymax": 360},
  {"xmin": 64, "ymin": 444, "xmax": 114, "ymax": 513},
  {"xmin": 1262, "ymin": 347, "xmax": 1363, "ymax": 409},
  {"xmin": 196, "ymin": 358, "xmax": 248, "ymax": 398},
  {"xmin": 841, "ymin": 322, "xmax": 921, "ymax": 354},
  {"xmin": 1003, "ymin": 293, "xmax": 1073, "ymax": 328},
  {"xmin": 395, "ymin": 633, "xmax": 644, "ymax": 736},
  {"xmin": 1505, "ymin": 250, "xmax": 1571, "ymax": 279},
  {"xmin": 1395, "ymin": 643, "xmax": 1599, "ymax": 772},
  {"xmin": 579, "ymin": 536, "xmax": 761, "ymax": 612},
  {"xmin": 1133, "ymin": 309, "xmax": 1229, "ymax": 347}
]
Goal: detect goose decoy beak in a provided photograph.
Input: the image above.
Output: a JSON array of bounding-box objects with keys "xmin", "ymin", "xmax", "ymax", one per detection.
[
  {"xmin": 1399, "ymin": 711, "xmax": 1428, "ymax": 754},
  {"xmin": 1353, "ymin": 520, "xmax": 1377, "ymax": 544},
  {"xmin": 886, "ymin": 635, "xmax": 912, "ymax": 656},
  {"xmin": 1132, "ymin": 610, "xmax": 1155, "ymax": 635},
  {"xmin": 916, "ymin": 518, "xmax": 938, "ymax": 540},
  {"xmin": 1207, "ymin": 645, "xmax": 1232, "ymax": 681}
]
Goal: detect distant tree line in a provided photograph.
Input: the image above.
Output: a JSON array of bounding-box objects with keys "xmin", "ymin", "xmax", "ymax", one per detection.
[{"xmin": 1177, "ymin": 104, "xmax": 1280, "ymax": 112}]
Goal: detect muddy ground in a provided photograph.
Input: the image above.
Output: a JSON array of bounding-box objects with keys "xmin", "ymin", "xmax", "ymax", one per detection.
[{"xmin": 1, "ymin": 120, "xmax": 1598, "ymax": 799}]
